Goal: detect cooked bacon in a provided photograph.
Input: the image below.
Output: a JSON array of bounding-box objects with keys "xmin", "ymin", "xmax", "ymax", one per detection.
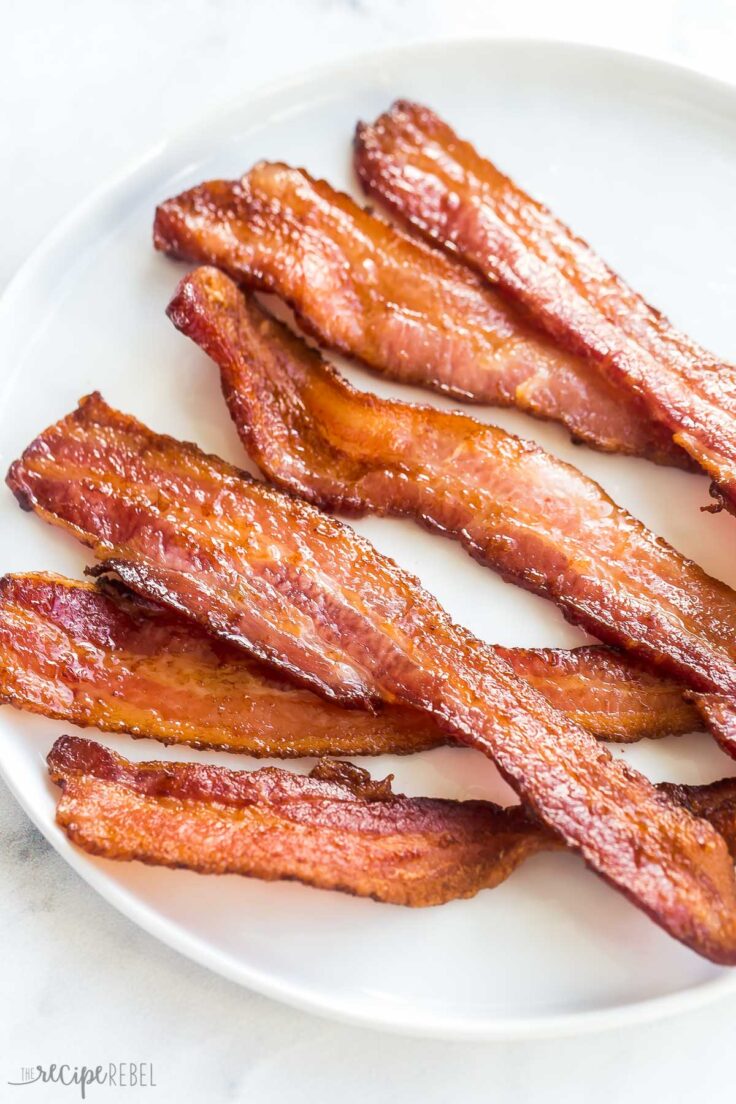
[
  {"xmin": 9, "ymin": 394, "xmax": 736, "ymax": 962},
  {"xmin": 501, "ymin": 647, "xmax": 700, "ymax": 742},
  {"xmin": 0, "ymin": 571, "xmax": 439, "ymax": 756},
  {"xmin": 355, "ymin": 100, "xmax": 736, "ymax": 511},
  {"xmin": 153, "ymin": 162, "xmax": 690, "ymax": 468},
  {"xmin": 691, "ymin": 696, "xmax": 736, "ymax": 761},
  {"xmin": 658, "ymin": 777, "xmax": 736, "ymax": 850},
  {"xmin": 168, "ymin": 268, "xmax": 736, "ymax": 702},
  {"xmin": 48, "ymin": 735, "xmax": 736, "ymax": 906},
  {"xmin": 47, "ymin": 736, "xmax": 553, "ymax": 904},
  {"xmin": 0, "ymin": 571, "xmax": 701, "ymax": 750}
]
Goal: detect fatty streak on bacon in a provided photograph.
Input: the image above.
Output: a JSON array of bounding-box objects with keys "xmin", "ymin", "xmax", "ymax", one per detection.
[
  {"xmin": 48, "ymin": 736, "xmax": 736, "ymax": 906},
  {"xmin": 168, "ymin": 268, "xmax": 736, "ymax": 702},
  {"xmin": 355, "ymin": 100, "xmax": 736, "ymax": 511},
  {"xmin": 152, "ymin": 162, "xmax": 690, "ymax": 468},
  {"xmin": 0, "ymin": 572, "xmax": 701, "ymax": 752},
  {"xmin": 8, "ymin": 394, "xmax": 736, "ymax": 963}
]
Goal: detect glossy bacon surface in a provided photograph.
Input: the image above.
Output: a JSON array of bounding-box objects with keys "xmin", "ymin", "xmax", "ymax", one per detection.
[
  {"xmin": 153, "ymin": 162, "xmax": 689, "ymax": 468},
  {"xmin": 48, "ymin": 736, "xmax": 552, "ymax": 904},
  {"xmin": 9, "ymin": 395, "xmax": 736, "ymax": 962},
  {"xmin": 168, "ymin": 268, "xmax": 736, "ymax": 701},
  {"xmin": 48, "ymin": 736, "xmax": 736, "ymax": 906},
  {"xmin": 0, "ymin": 572, "xmax": 701, "ymax": 750},
  {"xmin": 355, "ymin": 100, "xmax": 736, "ymax": 510}
]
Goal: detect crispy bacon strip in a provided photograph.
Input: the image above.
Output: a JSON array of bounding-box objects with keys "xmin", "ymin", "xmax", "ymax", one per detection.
[
  {"xmin": 354, "ymin": 100, "xmax": 736, "ymax": 511},
  {"xmin": 48, "ymin": 736, "xmax": 736, "ymax": 906},
  {"xmin": 48, "ymin": 736, "xmax": 553, "ymax": 904},
  {"xmin": 153, "ymin": 162, "xmax": 689, "ymax": 468},
  {"xmin": 0, "ymin": 571, "xmax": 701, "ymax": 751},
  {"xmin": 9, "ymin": 395, "xmax": 736, "ymax": 962},
  {"xmin": 168, "ymin": 268, "xmax": 736, "ymax": 702}
]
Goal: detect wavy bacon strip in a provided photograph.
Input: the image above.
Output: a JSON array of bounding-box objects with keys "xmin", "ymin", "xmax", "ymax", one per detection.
[
  {"xmin": 8, "ymin": 394, "xmax": 736, "ymax": 962},
  {"xmin": 168, "ymin": 268, "xmax": 736, "ymax": 703},
  {"xmin": 153, "ymin": 162, "xmax": 689, "ymax": 468},
  {"xmin": 0, "ymin": 572, "xmax": 701, "ymax": 752},
  {"xmin": 354, "ymin": 100, "xmax": 736, "ymax": 511},
  {"xmin": 48, "ymin": 735, "xmax": 736, "ymax": 907},
  {"xmin": 48, "ymin": 736, "xmax": 553, "ymax": 904}
]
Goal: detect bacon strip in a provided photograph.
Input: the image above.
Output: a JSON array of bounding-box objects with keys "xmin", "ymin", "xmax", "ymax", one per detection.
[
  {"xmin": 153, "ymin": 162, "xmax": 689, "ymax": 468},
  {"xmin": 354, "ymin": 100, "xmax": 736, "ymax": 511},
  {"xmin": 168, "ymin": 268, "xmax": 736, "ymax": 702},
  {"xmin": 48, "ymin": 735, "xmax": 736, "ymax": 906},
  {"xmin": 0, "ymin": 571, "xmax": 701, "ymax": 751},
  {"xmin": 9, "ymin": 394, "xmax": 736, "ymax": 962},
  {"xmin": 48, "ymin": 736, "xmax": 553, "ymax": 904}
]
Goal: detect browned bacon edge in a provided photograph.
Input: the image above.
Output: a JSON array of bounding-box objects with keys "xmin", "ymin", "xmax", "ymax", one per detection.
[
  {"xmin": 692, "ymin": 695, "xmax": 736, "ymax": 761},
  {"xmin": 48, "ymin": 735, "xmax": 736, "ymax": 907},
  {"xmin": 152, "ymin": 162, "xmax": 690, "ymax": 469},
  {"xmin": 167, "ymin": 268, "xmax": 736, "ymax": 704},
  {"xmin": 0, "ymin": 572, "xmax": 703, "ymax": 753},
  {"xmin": 9, "ymin": 393, "xmax": 736, "ymax": 962},
  {"xmin": 354, "ymin": 100, "xmax": 736, "ymax": 512}
]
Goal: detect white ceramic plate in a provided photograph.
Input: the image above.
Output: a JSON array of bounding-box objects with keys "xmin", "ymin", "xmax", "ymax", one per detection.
[{"xmin": 2, "ymin": 39, "xmax": 736, "ymax": 1040}]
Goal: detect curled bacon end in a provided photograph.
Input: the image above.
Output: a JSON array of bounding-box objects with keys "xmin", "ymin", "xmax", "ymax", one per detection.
[
  {"xmin": 48, "ymin": 736, "xmax": 736, "ymax": 907},
  {"xmin": 9, "ymin": 394, "xmax": 736, "ymax": 962},
  {"xmin": 153, "ymin": 162, "xmax": 690, "ymax": 469},
  {"xmin": 354, "ymin": 100, "xmax": 736, "ymax": 511},
  {"xmin": 167, "ymin": 267, "xmax": 736, "ymax": 701},
  {"xmin": 0, "ymin": 572, "xmax": 702, "ymax": 751},
  {"xmin": 48, "ymin": 736, "xmax": 551, "ymax": 905}
]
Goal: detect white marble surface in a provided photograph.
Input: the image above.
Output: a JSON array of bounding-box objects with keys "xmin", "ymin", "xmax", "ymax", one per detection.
[{"xmin": 2, "ymin": 2, "xmax": 735, "ymax": 1100}]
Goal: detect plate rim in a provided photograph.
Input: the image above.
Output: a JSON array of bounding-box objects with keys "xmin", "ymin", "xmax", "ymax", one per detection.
[{"xmin": 2, "ymin": 35, "xmax": 736, "ymax": 1040}]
